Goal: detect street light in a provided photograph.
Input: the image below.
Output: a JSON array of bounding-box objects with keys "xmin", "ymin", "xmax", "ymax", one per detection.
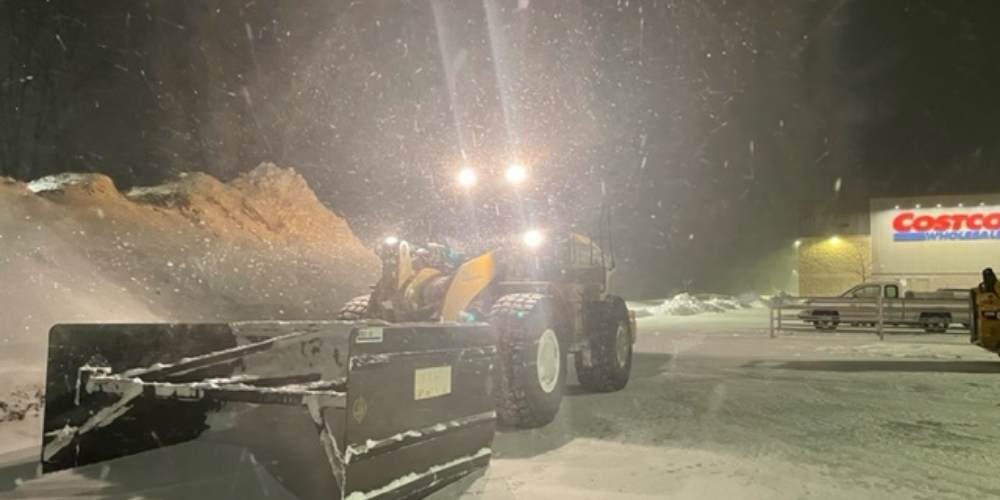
[
  {"xmin": 456, "ymin": 167, "xmax": 477, "ymax": 188},
  {"xmin": 505, "ymin": 163, "xmax": 528, "ymax": 185}
]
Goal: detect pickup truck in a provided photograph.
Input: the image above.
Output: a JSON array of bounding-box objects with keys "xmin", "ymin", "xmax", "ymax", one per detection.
[{"xmin": 797, "ymin": 281, "xmax": 970, "ymax": 333}]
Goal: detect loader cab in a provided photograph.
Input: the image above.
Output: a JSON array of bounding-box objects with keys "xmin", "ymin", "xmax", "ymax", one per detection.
[
  {"xmin": 557, "ymin": 233, "xmax": 611, "ymax": 288},
  {"xmin": 500, "ymin": 205, "xmax": 617, "ymax": 293},
  {"xmin": 497, "ymin": 230, "xmax": 613, "ymax": 298},
  {"xmin": 558, "ymin": 202, "xmax": 618, "ymax": 291}
]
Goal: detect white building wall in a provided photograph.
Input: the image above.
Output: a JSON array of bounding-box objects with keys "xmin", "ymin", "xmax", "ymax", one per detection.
[{"xmin": 870, "ymin": 194, "xmax": 1000, "ymax": 291}]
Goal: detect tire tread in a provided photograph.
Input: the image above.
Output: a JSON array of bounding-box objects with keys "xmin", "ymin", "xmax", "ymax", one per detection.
[
  {"xmin": 576, "ymin": 296, "xmax": 631, "ymax": 392},
  {"xmin": 337, "ymin": 295, "xmax": 370, "ymax": 320},
  {"xmin": 489, "ymin": 293, "xmax": 563, "ymax": 428}
]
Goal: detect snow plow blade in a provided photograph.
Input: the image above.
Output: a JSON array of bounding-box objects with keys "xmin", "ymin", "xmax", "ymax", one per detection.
[{"xmin": 41, "ymin": 321, "xmax": 498, "ymax": 499}]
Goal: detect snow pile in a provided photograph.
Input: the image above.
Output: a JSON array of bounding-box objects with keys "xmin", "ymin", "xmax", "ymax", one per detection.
[
  {"xmin": 0, "ymin": 387, "xmax": 42, "ymax": 423},
  {"xmin": 661, "ymin": 293, "xmax": 719, "ymax": 315},
  {"xmin": 124, "ymin": 164, "xmax": 372, "ymax": 258},
  {"xmin": 736, "ymin": 292, "xmax": 767, "ymax": 308},
  {"xmin": 27, "ymin": 173, "xmax": 116, "ymax": 195},
  {"xmin": 703, "ymin": 296, "xmax": 742, "ymax": 311},
  {"xmin": 632, "ymin": 292, "xmax": 764, "ymax": 317},
  {"xmin": 0, "ymin": 164, "xmax": 380, "ymax": 435}
]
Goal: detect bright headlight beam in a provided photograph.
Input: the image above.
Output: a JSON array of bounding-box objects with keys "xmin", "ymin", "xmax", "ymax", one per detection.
[
  {"xmin": 384, "ymin": 236, "xmax": 399, "ymax": 246},
  {"xmin": 522, "ymin": 229, "xmax": 544, "ymax": 248},
  {"xmin": 457, "ymin": 167, "xmax": 478, "ymax": 188},
  {"xmin": 505, "ymin": 163, "xmax": 528, "ymax": 185}
]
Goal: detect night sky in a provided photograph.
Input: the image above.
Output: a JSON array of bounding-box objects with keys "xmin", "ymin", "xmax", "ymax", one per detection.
[{"xmin": 3, "ymin": 0, "xmax": 1000, "ymax": 296}]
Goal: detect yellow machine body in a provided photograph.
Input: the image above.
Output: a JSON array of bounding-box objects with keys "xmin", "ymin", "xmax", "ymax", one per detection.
[
  {"xmin": 372, "ymin": 243, "xmax": 496, "ymax": 323},
  {"xmin": 971, "ymin": 276, "xmax": 1000, "ymax": 354},
  {"xmin": 439, "ymin": 251, "xmax": 496, "ymax": 322}
]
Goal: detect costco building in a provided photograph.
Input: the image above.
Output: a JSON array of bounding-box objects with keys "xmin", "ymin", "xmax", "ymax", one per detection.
[{"xmin": 795, "ymin": 194, "xmax": 1000, "ymax": 296}]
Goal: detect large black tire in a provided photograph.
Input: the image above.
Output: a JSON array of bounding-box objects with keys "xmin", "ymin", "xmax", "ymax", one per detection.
[
  {"xmin": 576, "ymin": 296, "xmax": 632, "ymax": 393},
  {"xmin": 337, "ymin": 295, "xmax": 370, "ymax": 320},
  {"xmin": 489, "ymin": 293, "xmax": 566, "ymax": 429}
]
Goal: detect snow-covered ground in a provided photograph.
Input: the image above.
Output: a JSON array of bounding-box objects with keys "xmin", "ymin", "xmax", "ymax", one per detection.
[
  {"xmin": 439, "ymin": 308, "xmax": 1000, "ymax": 500},
  {"xmin": 3, "ymin": 308, "xmax": 1000, "ymax": 499}
]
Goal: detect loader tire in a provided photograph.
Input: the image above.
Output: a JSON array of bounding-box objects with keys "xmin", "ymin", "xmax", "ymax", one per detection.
[
  {"xmin": 576, "ymin": 296, "xmax": 632, "ymax": 393},
  {"xmin": 489, "ymin": 293, "xmax": 565, "ymax": 429},
  {"xmin": 337, "ymin": 295, "xmax": 370, "ymax": 320}
]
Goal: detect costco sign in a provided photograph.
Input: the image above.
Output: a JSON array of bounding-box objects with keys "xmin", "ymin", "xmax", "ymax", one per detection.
[{"xmin": 892, "ymin": 211, "xmax": 1000, "ymax": 242}]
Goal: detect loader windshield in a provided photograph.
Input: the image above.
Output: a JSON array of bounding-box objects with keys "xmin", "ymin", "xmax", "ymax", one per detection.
[
  {"xmin": 3, "ymin": 2, "xmax": 1000, "ymax": 500},
  {"xmin": 565, "ymin": 233, "xmax": 606, "ymax": 270}
]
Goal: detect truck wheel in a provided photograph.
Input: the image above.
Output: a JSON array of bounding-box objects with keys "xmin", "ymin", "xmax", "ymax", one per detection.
[
  {"xmin": 489, "ymin": 293, "xmax": 566, "ymax": 428},
  {"xmin": 921, "ymin": 314, "xmax": 950, "ymax": 334},
  {"xmin": 576, "ymin": 296, "xmax": 632, "ymax": 393},
  {"xmin": 337, "ymin": 295, "xmax": 370, "ymax": 320},
  {"xmin": 813, "ymin": 312, "xmax": 839, "ymax": 331}
]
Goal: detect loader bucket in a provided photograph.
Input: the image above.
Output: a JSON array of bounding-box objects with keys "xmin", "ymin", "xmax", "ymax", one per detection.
[{"xmin": 41, "ymin": 321, "xmax": 498, "ymax": 499}]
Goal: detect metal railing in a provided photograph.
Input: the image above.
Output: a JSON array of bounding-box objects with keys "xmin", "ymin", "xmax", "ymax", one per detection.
[{"xmin": 769, "ymin": 295, "xmax": 970, "ymax": 339}]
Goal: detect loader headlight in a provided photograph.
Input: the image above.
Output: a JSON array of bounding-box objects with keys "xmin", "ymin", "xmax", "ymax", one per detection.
[
  {"xmin": 456, "ymin": 167, "xmax": 478, "ymax": 188},
  {"xmin": 383, "ymin": 236, "xmax": 399, "ymax": 246},
  {"xmin": 522, "ymin": 229, "xmax": 544, "ymax": 249},
  {"xmin": 505, "ymin": 163, "xmax": 528, "ymax": 185}
]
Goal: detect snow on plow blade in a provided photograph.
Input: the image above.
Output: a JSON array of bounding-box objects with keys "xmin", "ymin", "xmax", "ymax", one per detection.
[{"xmin": 42, "ymin": 321, "xmax": 498, "ymax": 499}]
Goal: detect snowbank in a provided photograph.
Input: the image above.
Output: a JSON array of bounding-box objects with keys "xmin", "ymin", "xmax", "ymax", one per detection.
[
  {"xmin": 658, "ymin": 293, "xmax": 718, "ymax": 315},
  {"xmin": 0, "ymin": 387, "xmax": 41, "ymax": 423},
  {"xmin": 27, "ymin": 173, "xmax": 116, "ymax": 195},
  {"xmin": 124, "ymin": 164, "xmax": 371, "ymax": 255},
  {"xmin": 630, "ymin": 292, "xmax": 762, "ymax": 317},
  {"xmin": 0, "ymin": 163, "xmax": 380, "ymax": 435}
]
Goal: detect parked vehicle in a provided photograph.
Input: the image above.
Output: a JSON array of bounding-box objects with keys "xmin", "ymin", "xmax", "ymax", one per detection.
[{"xmin": 798, "ymin": 281, "xmax": 970, "ymax": 333}]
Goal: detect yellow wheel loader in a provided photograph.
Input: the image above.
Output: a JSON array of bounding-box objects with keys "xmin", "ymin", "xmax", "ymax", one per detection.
[
  {"xmin": 39, "ymin": 229, "xmax": 634, "ymax": 499},
  {"xmin": 970, "ymin": 267, "xmax": 1000, "ymax": 356},
  {"xmin": 338, "ymin": 230, "xmax": 637, "ymax": 429}
]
